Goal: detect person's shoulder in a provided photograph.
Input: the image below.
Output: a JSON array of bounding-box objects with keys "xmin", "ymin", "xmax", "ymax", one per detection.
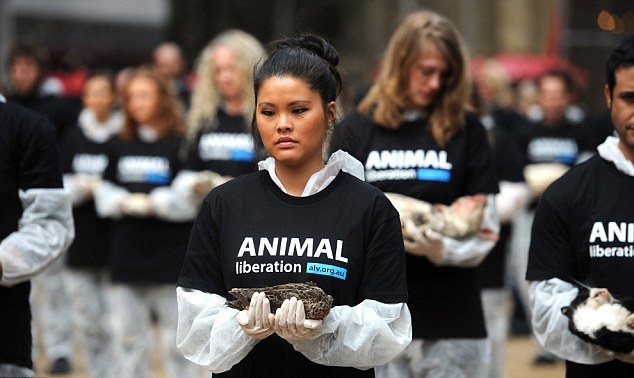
[
  {"xmin": 543, "ymin": 155, "xmax": 600, "ymax": 197},
  {"xmin": 0, "ymin": 101, "xmax": 56, "ymax": 135},
  {"xmin": 208, "ymin": 171, "xmax": 261, "ymax": 197}
]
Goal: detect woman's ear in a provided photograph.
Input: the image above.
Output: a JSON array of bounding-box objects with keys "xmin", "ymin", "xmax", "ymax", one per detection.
[{"xmin": 327, "ymin": 101, "xmax": 337, "ymax": 124}]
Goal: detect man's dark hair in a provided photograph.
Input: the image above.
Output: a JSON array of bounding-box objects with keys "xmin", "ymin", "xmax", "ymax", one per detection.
[{"xmin": 606, "ymin": 34, "xmax": 634, "ymax": 96}]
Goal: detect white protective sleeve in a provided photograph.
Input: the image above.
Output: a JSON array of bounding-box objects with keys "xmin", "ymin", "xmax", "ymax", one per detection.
[
  {"xmin": 176, "ymin": 287, "xmax": 412, "ymax": 373},
  {"xmin": 433, "ymin": 194, "xmax": 500, "ymax": 267},
  {"xmin": 0, "ymin": 188, "xmax": 74, "ymax": 286},
  {"xmin": 529, "ymin": 278, "xmax": 614, "ymax": 364},
  {"xmin": 94, "ymin": 180, "xmax": 129, "ymax": 219},
  {"xmin": 495, "ymin": 181, "xmax": 531, "ymax": 224},
  {"xmin": 148, "ymin": 170, "xmax": 201, "ymax": 222}
]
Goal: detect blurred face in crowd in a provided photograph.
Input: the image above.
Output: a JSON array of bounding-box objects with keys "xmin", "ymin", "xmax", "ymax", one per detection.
[
  {"xmin": 256, "ymin": 76, "xmax": 336, "ymax": 172},
  {"xmin": 212, "ymin": 45, "xmax": 243, "ymax": 102},
  {"xmin": 407, "ymin": 43, "xmax": 448, "ymax": 109},
  {"xmin": 537, "ymin": 75, "xmax": 570, "ymax": 125},
  {"xmin": 126, "ymin": 76, "xmax": 160, "ymax": 126},
  {"xmin": 605, "ymin": 65, "xmax": 634, "ymax": 160},
  {"xmin": 82, "ymin": 76, "xmax": 116, "ymax": 123},
  {"xmin": 10, "ymin": 56, "xmax": 41, "ymax": 95},
  {"xmin": 154, "ymin": 43, "xmax": 184, "ymax": 79}
]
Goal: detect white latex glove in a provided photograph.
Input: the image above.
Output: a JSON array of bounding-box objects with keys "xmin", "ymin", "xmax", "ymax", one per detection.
[
  {"xmin": 402, "ymin": 220, "xmax": 445, "ymax": 262},
  {"xmin": 120, "ymin": 193, "xmax": 155, "ymax": 217},
  {"xmin": 273, "ymin": 297, "xmax": 323, "ymax": 341},
  {"xmin": 237, "ymin": 292, "xmax": 275, "ymax": 340}
]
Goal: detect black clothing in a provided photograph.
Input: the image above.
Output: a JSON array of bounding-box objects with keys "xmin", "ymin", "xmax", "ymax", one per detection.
[
  {"xmin": 104, "ymin": 135, "xmax": 191, "ymax": 284},
  {"xmin": 60, "ymin": 127, "xmax": 114, "ymax": 268},
  {"xmin": 0, "ymin": 102, "xmax": 63, "ymax": 369},
  {"xmin": 343, "ymin": 111, "xmax": 498, "ymax": 339},
  {"xmin": 179, "ymin": 170, "xmax": 408, "ymax": 377}
]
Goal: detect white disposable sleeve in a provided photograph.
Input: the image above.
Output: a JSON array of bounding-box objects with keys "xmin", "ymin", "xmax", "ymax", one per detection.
[
  {"xmin": 1, "ymin": 188, "xmax": 74, "ymax": 286},
  {"xmin": 433, "ymin": 194, "xmax": 500, "ymax": 267},
  {"xmin": 63, "ymin": 174, "xmax": 88, "ymax": 206},
  {"xmin": 495, "ymin": 181, "xmax": 531, "ymax": 223},
  {"xmin": 529, "ymin": 278, "xmax": 614, "ymax": 364},
  {"xmin": 176, "ymin": 287, "xmax": 258, "ymax": 373},
  {"xmin": 287, "ymin": 299, "xmax": 412, "ymax": 369},
  {"xmin": 94, "ymin": 180, "xmax": 128, "ymax": 219},
  {"xmin": 149, "ymin": 185, "xmax": 200, "ymax": 222}
]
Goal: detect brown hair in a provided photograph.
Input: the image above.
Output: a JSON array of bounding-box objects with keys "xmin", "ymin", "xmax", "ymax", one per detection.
[
  {"xmin": 120, "ymin": 67, "xmax": 185, "ymax": 142},
  {"xmin": 358, "ymin": 10, "xmax": 471, "ymax": 146}
]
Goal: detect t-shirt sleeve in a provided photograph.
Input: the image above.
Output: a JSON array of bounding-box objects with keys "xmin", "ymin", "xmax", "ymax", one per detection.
[
  {"xmin": 19, "ymin": 115, "xmax": 63, "ymax": 189},
  {"xmin": 357, "ymin": 195, "xmax": 408, "ymax": 304},
  {"xmin": 178, "ymin": 198, "xmax": 227, "ymax": 295},
  {"xmin": 526, "ymin": 184, "xmax": 573, "ymax": 281}
]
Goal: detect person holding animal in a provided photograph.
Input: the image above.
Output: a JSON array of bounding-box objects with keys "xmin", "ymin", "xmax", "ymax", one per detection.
[
  {"xmin": 340, "ymin": 10, "xmax": 500, "ymax": 378},
  {"xmin": 176, "ymin": 34, "xmax": 411, "ymax": 377},
  {"xmin": 526, "ymin": 34, "xmax": 634, "ymax": 377}
]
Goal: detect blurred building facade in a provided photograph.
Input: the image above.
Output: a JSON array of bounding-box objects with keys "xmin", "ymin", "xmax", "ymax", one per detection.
[{"xmin": 1, "ymin": 0, "xmax": 630, "ymax": 112}]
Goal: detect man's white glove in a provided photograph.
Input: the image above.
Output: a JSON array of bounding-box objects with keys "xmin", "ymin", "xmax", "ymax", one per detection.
[
  {"xmin": 120, "ymin": 193, "xmax": 155, "ymax": 217},
  {"xmin": 403, "ymin": 220, "xmax": 445, "ymax": 262},
  {"xmin": 237, "ymin": 292, "xmax": 275, "ymax": 340},
  {"xmin": 273, "ymin": 297, "xmax": 323, "ymax": 340}
]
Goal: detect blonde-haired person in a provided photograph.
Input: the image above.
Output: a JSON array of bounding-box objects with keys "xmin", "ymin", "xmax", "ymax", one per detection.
[
  {"xmin": 174, "ymin": 30, "xmax": 265, "ymax": 204},
  {"xmin": 342, "ymin": 10, "xmax": 500, "ymax": 378},
  {"xmin": 94, "ymin": 67, "xmax": 200, "ymax": 378}
]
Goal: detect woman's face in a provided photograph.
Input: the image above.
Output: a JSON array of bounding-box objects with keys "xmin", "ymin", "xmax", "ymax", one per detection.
[
  {"xmin": 256, "ymin": 76, "xmax": 336, "ymax": 171},
  {"xmin": 407, "ymin": 44, "xmax": 448, "ymax": 108},
  {"xmin": 126, "ymin": 76, "xmax": 160, "ymax": 125},
  {"xmin": 212, "ymin": 46, "xmax": 243, "ymax": 101},
  {"xmin": 82, "ymin": 76, "xmax": 116, "ymax": 121}
]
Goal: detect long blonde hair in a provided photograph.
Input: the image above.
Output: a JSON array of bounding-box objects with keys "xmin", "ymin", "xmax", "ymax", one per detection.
[
  {"xmin": 187, "ymin": 29, "xmax": 264, "ymax": 141},
  {"xmin": 358, "ymin": 10, "xmax": 471, "ymax": 146}
]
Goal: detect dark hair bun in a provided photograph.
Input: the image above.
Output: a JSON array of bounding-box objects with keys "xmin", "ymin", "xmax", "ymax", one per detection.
[{"xmin": 272, "ymin": 33, "xmax": 339, "ymax": 68}]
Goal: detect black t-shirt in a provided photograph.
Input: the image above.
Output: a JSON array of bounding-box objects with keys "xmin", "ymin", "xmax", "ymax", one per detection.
[
  {"xmin": 0, "ymin": 102, "xmax": 63, "ymax": 369},
  {"xmin": 527, "ymin": 155, "xmax": 634, "ymax": 375},
  {"xmin": 185, "ymin": 109, "xmax": 257, "ymax": 177},
  {"xmin": 479, "ymin": 125, "xmax": 526, "ymax": 289},
  {"xmin": 178, "ymin": 170, "xmax": 408, "ymax": 377},
  {"xmin": 104, "ymin": 134, "xmax": 191, "ymax": 284},
  {"xmin": 7, "ymin": 92, "xmax": 77, "ymax": 141},
  {"xmin": 342, "ymin": 111, "xmax": 498, "ymax": 339},
  {"xmin": 61, "ymin": 127, "xmax": 114, "ymax": 268}
]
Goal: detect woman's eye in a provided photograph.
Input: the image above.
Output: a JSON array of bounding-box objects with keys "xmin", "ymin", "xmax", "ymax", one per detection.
[
  {"xmin": 260, "ymin": 110, "xmax": 274, "ymax": 116},
  {"xmin": 293, "ymin": 107, "xmax": 308, "ymax": 114}
]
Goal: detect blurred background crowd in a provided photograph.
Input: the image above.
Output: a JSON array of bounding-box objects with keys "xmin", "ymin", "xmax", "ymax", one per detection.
[{"xmin": 0, "ymin": 0, "xmax": 632, "ymax": 377}]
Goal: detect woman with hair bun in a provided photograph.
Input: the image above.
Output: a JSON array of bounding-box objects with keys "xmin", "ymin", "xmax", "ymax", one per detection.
[{"xmin": 176, "ymin": 34, "xmax": 412, "ymax": 377}]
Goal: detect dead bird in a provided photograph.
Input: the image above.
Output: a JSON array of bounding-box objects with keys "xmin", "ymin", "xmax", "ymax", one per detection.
[{"xmin": 226, "ymin": 281, "xmax": 334, "ymax": 320}]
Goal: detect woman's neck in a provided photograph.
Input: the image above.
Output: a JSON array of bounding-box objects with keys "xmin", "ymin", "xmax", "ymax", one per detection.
[
  {"xmin": 224, "ymin": 97, "xmax": 244, "ymax": 116},
  {"xmin": 275, "ymin": 161, "xmax": 325, "ymax": 197}
]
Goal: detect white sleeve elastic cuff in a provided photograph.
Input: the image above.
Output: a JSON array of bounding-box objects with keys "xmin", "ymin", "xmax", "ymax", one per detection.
[
  {"xmin": 94, "ymin": 180, "xmax": 128, "ymax": 219},
  {"xmin": 495, "ymin": 181, "xmax": 531, "ymax": 223},
  {"xmin": 176, "ymin": 287, "xmax": 258, "ymax": 373},
  {"xmin": 288, "ymin": 300, "xmax": 412, "ymax": 369}
]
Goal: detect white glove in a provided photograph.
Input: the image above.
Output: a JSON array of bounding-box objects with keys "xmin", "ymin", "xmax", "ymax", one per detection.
[
  {"xmin": 273, "ymin": 297, "xmax": 323, "ymax": 341},
  {"xmin": 120, "ymin": 193, "xmax": 155, "ymax": 217},
  {"xmin": 403, "ymin": 220, "xmax": 445, "ymax": 262},
  {"xmin": 237, "ymin": 292, "xmax": 275, "ymax": 340}
]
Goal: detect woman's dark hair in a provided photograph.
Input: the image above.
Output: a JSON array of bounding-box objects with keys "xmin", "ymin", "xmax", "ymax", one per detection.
[
  {"xmin": 606, "ymin": 34, "xmax": 634, "ymax": 96},
  {"xmin": 251, "ymin": 33, "xmax": 345, "ymax": 158}
]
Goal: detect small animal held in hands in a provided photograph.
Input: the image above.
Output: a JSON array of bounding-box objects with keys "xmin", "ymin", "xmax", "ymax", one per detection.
[
  {"xmin": 226, "ymin": 281, "xmax": 334, "ymax": 320},
  {"xmin": 385, "ymin": 192, "xmax": 487, "ymax": 239},
  {"xmin": 562, "ymin": 286, "xmax": 634, "ymax": 354}
]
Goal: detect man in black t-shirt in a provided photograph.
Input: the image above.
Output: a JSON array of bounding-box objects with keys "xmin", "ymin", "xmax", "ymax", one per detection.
[{"xmin": 526, "ymin": 35, "xmax": 634, "ymax": 377}]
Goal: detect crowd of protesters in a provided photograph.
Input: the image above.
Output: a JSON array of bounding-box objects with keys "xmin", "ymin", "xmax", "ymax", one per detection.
[{"xmin": 0, "ymin": 7, "xmax": 629, "ymax": 378}]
